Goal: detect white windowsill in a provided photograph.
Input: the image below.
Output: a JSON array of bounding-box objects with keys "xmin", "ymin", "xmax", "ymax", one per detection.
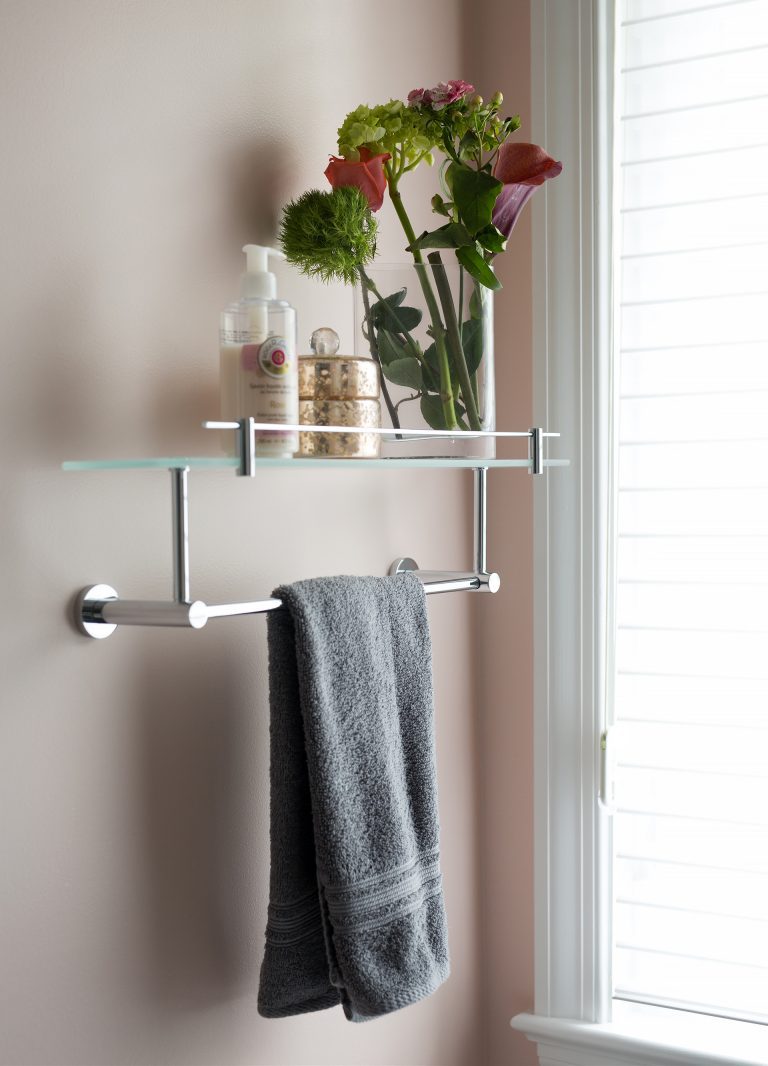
[{"xmin": 512, "ymin": 1002, "xmax": 768, "ymax": 1066}]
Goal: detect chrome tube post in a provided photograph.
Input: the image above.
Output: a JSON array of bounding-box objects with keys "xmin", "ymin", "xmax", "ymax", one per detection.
[
  {"xmin": 205, "ymin": 598, "xmax": 282, "ymax": 618},
  {"xmin": 238, "ymin": 417, "xmax": 255, "ymax": 477},
  {"xmin": 75, "ymin": 588, "xmax": 284, "ymax": 636},
  {"xmin": 530, "ymin": 426, "xmax": 544, "ymax": 475},
  {"xmin": 389, "ymin": 465, "xmax": 500, "ymax": 595},
  {"xmin": 171, "ymin": 466, "xmax": 190, "ymax": 603},
  {"xmin": 101, "ymin": 598, "xmax": 207, "ymax": 628},
  {"xmin": 415, "ymin": 570, "xmax": 500, "ymax": 595},
  {"xmin": 474, "ymin": 466, "xmax": 488, "ymax": 575}
]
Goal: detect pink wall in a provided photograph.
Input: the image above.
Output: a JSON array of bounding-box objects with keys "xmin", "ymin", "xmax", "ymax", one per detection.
[
  {"xmin": 467, "ymin": 3, "xmax": 538, "ymax": 1064},
  {"xmin": 0, "ymin": 1, "xmax": 536, "ymax": 1063}
]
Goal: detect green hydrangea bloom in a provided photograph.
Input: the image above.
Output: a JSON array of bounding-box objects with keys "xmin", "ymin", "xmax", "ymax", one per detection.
[
  {"xmin": 337, "ymin": 95, "xmax": 520, "ymax": 178},
  {"xmin": 337, "ymin": 100, "xmax": 438, "ymax": 173}
]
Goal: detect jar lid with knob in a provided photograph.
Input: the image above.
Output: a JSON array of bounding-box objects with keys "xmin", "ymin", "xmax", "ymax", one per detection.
[{"xmin": 298, "ymin": 328, "xmax": 381, "ymax": 458}]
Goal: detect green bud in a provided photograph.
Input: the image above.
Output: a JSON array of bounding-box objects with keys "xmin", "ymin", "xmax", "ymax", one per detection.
[
  {"xmin": 491, "ymin": 90, "xmax": 504, "ymax": 107},
  {"xmin": 469, "ymin": 93, "xmax": 484, "ymax": 109},
  {"xmin": 431, "ymin": 194, "xmax": 451, "ymax": 218}
]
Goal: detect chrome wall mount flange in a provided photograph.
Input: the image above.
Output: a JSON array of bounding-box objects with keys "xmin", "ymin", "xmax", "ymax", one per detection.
[
  {"xmin": 389, "ymin": 558, "xmax": 419, "ymax": 576},
  {"xmin": 76, "ymin": 584, "xmax": 119, "ymax": 639}
]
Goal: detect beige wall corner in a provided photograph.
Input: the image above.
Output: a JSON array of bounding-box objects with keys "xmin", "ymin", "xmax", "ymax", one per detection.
[{"xmin": 463, "ymin": 1, "xmax": 538, "ymax": 1064}]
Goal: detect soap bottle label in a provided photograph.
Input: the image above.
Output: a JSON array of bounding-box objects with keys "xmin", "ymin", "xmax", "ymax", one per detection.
[
  {"xmin": 241, "ymin": 335, "xmax": 298, "ymax": 456},
  {"xmin": 258, "ymin": 337, "xmax": 290, "ymax": 377}
]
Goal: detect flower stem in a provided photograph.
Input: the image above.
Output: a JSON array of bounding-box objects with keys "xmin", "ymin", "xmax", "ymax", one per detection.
[
  {"xmin": 385, "ymin": 164, "xmax": 458, "ymax": 431},
  {"xmin": 427, "ymin": 251, "xmax": 482, "ymax": 431},
  {"xmin": 358, "ymin": 267, "xmax": 401, "ymax": 431}
]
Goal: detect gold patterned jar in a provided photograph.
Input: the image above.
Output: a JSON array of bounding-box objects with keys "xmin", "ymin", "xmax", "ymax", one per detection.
[{"xmin": 298, "ymin": 328, "xmax": 381, "ymax": 458}]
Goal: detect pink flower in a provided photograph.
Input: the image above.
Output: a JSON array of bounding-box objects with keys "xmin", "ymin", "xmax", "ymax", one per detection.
[
  {"xmin": 408, "ymin": 80, "xmax": 475, "ymax": 111},
  {"xmin": 407, "ymin": 87, "xmax": 430, "ymax": 107},
  {"xmin": 491, "ymin": 142, "xmax": 563, "ymax": 239},
  {"xmin": 324, "ymin": 147, "xmax": 391, "ymax": 212},
  {"xmin": 493, "ymin": 141, "xmax": 563, "ymax": 187}
]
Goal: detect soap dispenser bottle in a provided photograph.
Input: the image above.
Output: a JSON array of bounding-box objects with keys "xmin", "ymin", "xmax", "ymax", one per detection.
[{"xmin": 219, "ymin": 244, "xmax": 298, "ymax": 457}]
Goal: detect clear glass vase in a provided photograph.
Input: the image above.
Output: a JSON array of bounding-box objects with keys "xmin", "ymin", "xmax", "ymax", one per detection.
[{"xmin": 353, "ymin": 261, "xmax": 495, "ymax": 458}]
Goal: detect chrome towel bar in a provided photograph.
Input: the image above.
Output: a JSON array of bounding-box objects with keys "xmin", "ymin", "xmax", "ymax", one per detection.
[
  {"xmin": 71, "ymin": 421, "xmax": 559, "ymax": 639},
  {"xmin": 76, "ymin": 567, "xmax": 499, "ymax": 639},
  {"xmin": 75, "ymin": 465, "xmax": 499, "ymax": 639}
]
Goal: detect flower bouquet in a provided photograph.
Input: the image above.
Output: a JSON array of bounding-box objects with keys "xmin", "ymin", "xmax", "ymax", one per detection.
[{"xmin": 280, "ymin": 80, "xmax": 561, "ymax": 446}]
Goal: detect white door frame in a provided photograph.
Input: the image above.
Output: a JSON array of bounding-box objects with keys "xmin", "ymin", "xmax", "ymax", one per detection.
[{"xmin": 527, "ymin": 0, "xmax": 615, "ymax": 1027}]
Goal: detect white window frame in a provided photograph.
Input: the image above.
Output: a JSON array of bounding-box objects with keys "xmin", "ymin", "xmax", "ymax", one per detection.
[{"xmin": 512, "ymin": 3, "xmax": 768, "ymax": 1065}]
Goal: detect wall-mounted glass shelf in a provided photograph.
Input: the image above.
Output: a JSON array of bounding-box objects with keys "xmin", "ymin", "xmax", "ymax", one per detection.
[
  {"xmin": 67, "ymin": 420, "xmax": 568, "ymax": 638},
  {"xmin": 63, "ymin": 455, "xmax": 568, "ymax": 472},
  {"xmin": 63, "ymin": 419, "xmax": 566, "ymax": 473}
]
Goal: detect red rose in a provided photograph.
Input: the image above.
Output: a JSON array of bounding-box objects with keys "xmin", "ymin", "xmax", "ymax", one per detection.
[{"xmin": 324, "ymin": 147, "xmax": 391, "ymax": 212}]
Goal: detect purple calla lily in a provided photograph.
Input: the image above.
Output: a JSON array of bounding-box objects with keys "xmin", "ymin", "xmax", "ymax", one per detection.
[
  {"xmin": 492, "ymin": 183, "xmax": 538, "ymax": 240},
  {"xmin": 491, "ymin": 142, "xmax": 563, "ymax": 239}
]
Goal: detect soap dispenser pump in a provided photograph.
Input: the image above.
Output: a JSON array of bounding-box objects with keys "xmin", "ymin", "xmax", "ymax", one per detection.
[{"xmin": 219, "ymin": 244, "xmax": 298, "ymax": 457}]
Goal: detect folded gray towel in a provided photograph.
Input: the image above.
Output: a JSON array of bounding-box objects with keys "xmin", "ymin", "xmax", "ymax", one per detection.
[{"xmin": 257, "ymin": 573, "xmax": 449, "ymax": 1023}]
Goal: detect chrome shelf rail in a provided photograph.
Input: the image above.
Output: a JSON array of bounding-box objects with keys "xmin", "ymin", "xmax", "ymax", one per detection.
[
  {"xmin": 71, "ymin": 419, "xmax": 561, "ymax": 639},
  {"xmin": 204, "ymin": 418, "xmax": 559, "ymax": 478}
]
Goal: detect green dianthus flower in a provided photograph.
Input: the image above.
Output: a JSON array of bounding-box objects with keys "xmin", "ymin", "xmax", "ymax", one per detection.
[{"xmin": 279, "ymin": 186, "xmax": 377, "ymax": 285}]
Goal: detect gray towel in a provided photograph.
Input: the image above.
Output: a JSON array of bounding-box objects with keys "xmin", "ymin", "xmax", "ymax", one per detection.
[{"xmin": 257, "ymin": 573, "xmax": 449, "ymax": 1023}]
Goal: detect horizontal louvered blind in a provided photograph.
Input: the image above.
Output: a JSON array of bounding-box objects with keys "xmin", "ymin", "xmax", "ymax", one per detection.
[{"xmin": 612, "ymin": 0, "xmax": 768, "ymax": 1024}]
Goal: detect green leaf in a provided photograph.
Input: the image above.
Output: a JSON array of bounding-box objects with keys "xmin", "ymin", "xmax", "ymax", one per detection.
[
  {"xmin": 458, "ymin": 130, "xmax": 481, "ymax": 163},
  {"xmin": 420, "ymin": 342, "xmax": 438, "ymax": 391},
  {"xmin": 503, "ymin": 114, "xmax": 522, "ymax": 135},
  {"xmin": 382, "ymin": 357, "xmax": 424, "ymax": 391},
  {"xmin": 422, "ymin": 336, "xmax": 459, "ymax": 392},
  {"xmin": 447, "ymin": 163, "xmax": 503, "ymax": 235},
  {"xmin": 391, "ymin": 305, "xmax": 422, "ymax": 331},
  {"xmin": 420, "ymin": 340, "xmax": 443, "ymax": 391},
  {"xmin": 456, "ymin": 245, "xmax": 502, "ymax": 291},
  {"xmin": 420, "ymin": 393, "xmax": 447, "ymax": 429},
  {"xmin": 476, "ymin": 224, "xmax": 507, "ymax": 254},
  {"xmin": 469, "ymin": 286, "xmax": 483, "ymax": 319},
  {"xmin": 369, "ymin": 288, "xmax": 407, "ymax": 329},
  {"xmin": 376, "ymin": 329, "xmax": 406, "ymax": 366},
  {"xmin": 442, "ymin": 129, "xmax": 461, "ymax": 166},
  {"xmin": 369, "ymin": 287, "xmax": 406, "ymax": 310},
  {"xmin": 407, "ymin": 222, "xmax": 474, "ymax": 251},
  {"xmin": 461, "ymin": 318, "xmax": 485, "ymax": 375},
  {"xmin": 372, "ymin": 299, "xmax": 422, "ymax": 332}
]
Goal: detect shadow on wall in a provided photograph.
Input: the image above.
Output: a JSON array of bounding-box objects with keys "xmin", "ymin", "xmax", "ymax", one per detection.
[
  {"xmin": 145, "ymin": 135, "xmax": 296, "ymax": 454},
  {"xmin": 16, "ymin": 135, "xmax": 295, "ymax": 463},
  {"xmin": 226, "ymin": 135, "xmax": 294, "ymax": 247},
  {"xmin": 133, "ymin": 637, "xmax": 267, "ymax": 1008}
]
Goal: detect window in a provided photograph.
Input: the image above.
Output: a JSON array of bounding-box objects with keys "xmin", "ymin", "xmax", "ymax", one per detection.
[
  {"xmin": 513, "ymin": 2, "xmax": 768, "ymax": 1063},
  {"xmin": 611, "ymin": 0, "xmax": 768, "ymax": 1027}
]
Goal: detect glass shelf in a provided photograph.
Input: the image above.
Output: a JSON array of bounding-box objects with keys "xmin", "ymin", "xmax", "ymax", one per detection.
[
  {"xmin": 63, "ymin": 455, "xmax": 568, "ymax": 472},
  {"xmin": 63, "ymin": 422, "xmax": 567, "ymax": 472}
]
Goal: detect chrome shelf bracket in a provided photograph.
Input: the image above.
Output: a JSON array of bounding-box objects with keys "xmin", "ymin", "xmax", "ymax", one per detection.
[
  {"xmin": 389, "ymin": 467, "xmax": 500, "ymax": 594},
  {"xmin": 74, "ymin": 427, "xmax": 548, "ymax": 638}
]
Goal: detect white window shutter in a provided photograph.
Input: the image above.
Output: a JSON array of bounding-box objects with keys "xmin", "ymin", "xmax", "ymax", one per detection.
[{"xmin": 613, "ymin": 0, "xmax": 768, "ymax": 1024}]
